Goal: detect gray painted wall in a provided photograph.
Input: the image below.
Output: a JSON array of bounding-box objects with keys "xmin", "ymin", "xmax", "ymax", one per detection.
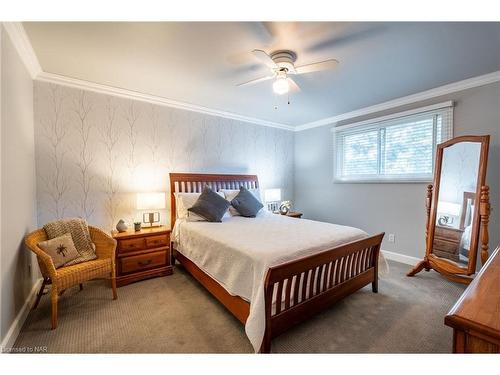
[
  {"xmin": 294, "ymin": 82, "xmax": 500, "ymax": 259},
  {"xmin": 0, "ymin": 26, "xmax": 38, "ymax": 343},
  {"xmin": 34, "ymin": 81, "xmax": 294, "ymax": 231}
]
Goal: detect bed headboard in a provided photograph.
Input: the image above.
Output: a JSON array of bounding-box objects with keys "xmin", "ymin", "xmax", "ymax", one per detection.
[{"xmin": 169, "ymin": 173, "xmax": 259, "ymax": 229}]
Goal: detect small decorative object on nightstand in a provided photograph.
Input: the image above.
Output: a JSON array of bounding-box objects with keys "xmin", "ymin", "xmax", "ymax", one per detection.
[
  {"xmin": 111, "ymin": 226, "xmax": 172, "ymax": 287},
  {"xmin": 279, "ymin": 200, "xmax": 292, "ymax": 215},
  {"xmin": 116, "ymin": 219, "xmax": 128, "ymax": 232}
]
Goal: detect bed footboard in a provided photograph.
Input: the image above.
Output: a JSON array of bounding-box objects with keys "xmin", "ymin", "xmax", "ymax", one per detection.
[{"xmin": 261, "ymin": 232, "xmax": 384, "ymax": 353}]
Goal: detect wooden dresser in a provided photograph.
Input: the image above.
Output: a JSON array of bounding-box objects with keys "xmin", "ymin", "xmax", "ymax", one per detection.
[
  {"xmin": 445, "ymin": 246, "xmax": 500, "ymax": 353},
  {"xmin": 433, "ymin": 226, "xmax": 464, "ymax": 262},
  {"xmin": 112, "ymin": 226, "xmax": 173, "ymax": 287}
]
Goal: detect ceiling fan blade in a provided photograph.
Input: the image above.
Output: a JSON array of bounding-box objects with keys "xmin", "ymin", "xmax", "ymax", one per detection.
[
  {"xmin": 250, "ymin": 22, "xmax": 276, "ymax": 44},
  {"xmin": 236, "ymin": 75, "xmax": 273, "ymax": 87},
  {"xmin": 306, "ymin": 24, "xmax": 387, "ymax": 53},
  {"xmin": 295, "ymin": 59, "xmax": 339, "ymax": 75},
  {"xmin": 287, "ymin": 77, "xmax": 301, "ymax": 93},
  {"xmin": 252, "ymin": 49, "xmax": 278, "ymax": 69}
]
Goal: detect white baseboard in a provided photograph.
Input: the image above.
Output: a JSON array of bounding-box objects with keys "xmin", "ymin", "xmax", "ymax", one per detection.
[
  {"xmin": 381, "ymin": 249, "xmax": 421, "ymax": 266},
  {"xmin": 1, "ymin": 278, "xmax": 42, "ymax": 351}
]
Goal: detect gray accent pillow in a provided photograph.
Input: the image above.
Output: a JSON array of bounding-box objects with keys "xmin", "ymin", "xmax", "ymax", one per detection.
[
  {"xmin": 231, "ymin": 187, "xmax": 264, "ymax": 217},
  {"xmin": 188, "ymin": 187, "xmax": 230, "ymax": 222}
]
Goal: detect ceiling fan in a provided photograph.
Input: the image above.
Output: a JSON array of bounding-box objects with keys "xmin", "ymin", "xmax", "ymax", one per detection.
[{"xmin": 236, "ymin": 49, "xmax": 339, "ymax": 95}]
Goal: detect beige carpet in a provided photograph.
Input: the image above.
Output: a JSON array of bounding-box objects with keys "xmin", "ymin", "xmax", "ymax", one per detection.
[{"xmin": 14, "ymin": 260, "xmax": 465, "ymax": 353}]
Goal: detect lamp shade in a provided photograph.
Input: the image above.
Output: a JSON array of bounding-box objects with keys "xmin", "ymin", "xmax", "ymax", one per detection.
[
  {"xmin": 136, "ymin": 192, "xmax": 166, "ymax": 210},
  {"xmin": 437, "ymin": 201, "xmax": 461, "ymax": 216},
  {"xmin": 264, "ymin": 188, "xmax": 282, "ymax": 202}
]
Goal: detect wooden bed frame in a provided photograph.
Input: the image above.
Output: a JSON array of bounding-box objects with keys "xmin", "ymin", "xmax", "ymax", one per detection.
[{"xmin": 169, "ymin": 173, "xmax": 384, "ymax": 353}]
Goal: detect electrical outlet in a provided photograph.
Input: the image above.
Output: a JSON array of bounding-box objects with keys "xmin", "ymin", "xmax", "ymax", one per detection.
[{"xmin": 388, "ymin": 234, "xmax": 395, "ymax": 243}]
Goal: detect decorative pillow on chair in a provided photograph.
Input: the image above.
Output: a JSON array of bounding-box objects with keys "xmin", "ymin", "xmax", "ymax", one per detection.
[
  {"xmin": 37, "ymin": 233, "xmax": 80, "ymax": 268},
  {"xmin": 188, "ymin": 187, "xmax": 230, "ymax": 222},
  {"xmin": 230, "ymin": 187, "xmax": 264, "ymax": 217},
  {"xmin": 43, "ymin": 218, "xmax": 97, "ymax": 266}
]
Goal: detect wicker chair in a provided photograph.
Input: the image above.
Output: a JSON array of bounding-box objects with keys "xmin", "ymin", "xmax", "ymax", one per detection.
[{"xmin": 25, "ymin": 225, "xmax": 117, "ymax": 329}]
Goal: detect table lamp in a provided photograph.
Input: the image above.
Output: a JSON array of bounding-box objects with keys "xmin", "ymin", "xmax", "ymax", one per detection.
[{"xmin": 136, "ymin": 192, "xmax": 166, "ymax": 227}]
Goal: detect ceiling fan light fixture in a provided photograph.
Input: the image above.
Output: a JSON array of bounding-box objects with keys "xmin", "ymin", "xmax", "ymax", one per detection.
[{"xmin": 273, "ymin": 76, "xmax": 289, "ymax": 95}]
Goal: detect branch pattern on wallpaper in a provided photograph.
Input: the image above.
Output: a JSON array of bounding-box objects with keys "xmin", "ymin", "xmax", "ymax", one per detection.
[
  {"xmin": 35, "ymin": 81, "xmax": 294, "ymax": 230},
  {"xmin": 148, "ymin": 105, "xmax": 162, "ymax": 167},
  {"xmin": 100, "ymin": 97, "xmax": 121, "ymax": 229},
  {"xmin": 123, "ymin": 102, "xmax": 140, "ymax": 178},
  {"xmin": 72, "ymin": 90, "xmax": 95, "ymax": 220},
  {"xmin": 39, "ymin": 85, "xmax": 70, "ymax": 220}
]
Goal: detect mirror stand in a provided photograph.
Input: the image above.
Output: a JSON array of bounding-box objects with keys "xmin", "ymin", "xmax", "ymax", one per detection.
[{"xmin": 407, "ymin": 184, "xmax": 491, "ymax": 285}]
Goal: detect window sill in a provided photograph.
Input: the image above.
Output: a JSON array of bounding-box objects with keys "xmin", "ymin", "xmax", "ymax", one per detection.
[{"xmin": 333, "ymin": 178, "xmax": 433, "ymax": 184}]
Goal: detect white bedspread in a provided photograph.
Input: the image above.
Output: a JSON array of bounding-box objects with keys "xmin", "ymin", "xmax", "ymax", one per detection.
[{"xmin": 172, "ymin": 211, "xmax": 381, "ymax": 352}]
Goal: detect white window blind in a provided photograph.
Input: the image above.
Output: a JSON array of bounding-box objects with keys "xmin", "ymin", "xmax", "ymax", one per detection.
[{"xmin": 333, "ymin": 102, "xmax": 453, "ymax": 182}]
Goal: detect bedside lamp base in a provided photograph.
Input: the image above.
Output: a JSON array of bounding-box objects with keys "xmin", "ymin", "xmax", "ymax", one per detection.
[{"xmin": 143, "ymin": 212, "xmax": 161, "ymax": 227}]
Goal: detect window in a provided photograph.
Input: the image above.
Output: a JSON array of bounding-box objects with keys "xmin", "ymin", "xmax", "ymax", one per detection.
[{"xmin": 333, "ymin": 102, "xmax": 453, "ymax": 182}]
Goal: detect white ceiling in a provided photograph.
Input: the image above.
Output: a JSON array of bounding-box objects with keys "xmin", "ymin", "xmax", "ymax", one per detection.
[{"xmin": 24, "ymin": 22, "xmax": 500, "ymax": 127}]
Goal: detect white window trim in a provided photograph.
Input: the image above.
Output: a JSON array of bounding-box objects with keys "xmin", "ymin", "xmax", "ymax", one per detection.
[{"xmin": 332, "ymin": 101, "xmax": 454, "ymax": 184}]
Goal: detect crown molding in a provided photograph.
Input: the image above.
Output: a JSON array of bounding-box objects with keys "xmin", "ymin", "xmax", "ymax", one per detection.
[
  {"xmin": 329, "ymin": 100, "xmax": 454, "ymax": 133},
  {"xmin": 35, "ymin": 72, "xmax": 295, "ymax": 131},
  {"xmin": 33, "ymin": 69, "xmax": 500, "ymax": 133},
  {"xmin": 294, "ymin": 70, "xmax": 500, "ymax": 132},
  {"xmin": 4, "ymin": 21, "xmax": 499, "ymax": 133},
  {"xmin": 2, "ymin": 21, "xmax": 293, "ymax": 131},
  {"xmin": 2, "ymin": 22, "xmax": 42, "ymax": 79}
]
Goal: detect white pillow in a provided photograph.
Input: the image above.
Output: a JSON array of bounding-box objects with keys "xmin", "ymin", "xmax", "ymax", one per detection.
[
  {"xmin": 220, "ymin": 188, "xmax": 262, "ymax": 216},
  {"xmin": 175, "ymin": 192, "xmax": 228, "ymax": 221}
]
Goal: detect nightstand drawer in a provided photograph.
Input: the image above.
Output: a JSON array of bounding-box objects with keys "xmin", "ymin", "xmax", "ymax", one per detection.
[
  {"xmin": 112, "ymin": 226, "xmax": 173, "ymax": 287},
  {"xmin": 120, "ymin": 250, "xmax": 167, "ymax": 274},
  {"xmin": 119, "ymin": 237, "xmax": 146, "ymax": 253},
  {"xmin": 435, "ymin": 226, "xmax": 463, "ymax": 241},
  {"xmin": 145, "ymin": 235, "xmax": 169, "ymax": 248},
  {"xmin": 433, "ymin": 238, "xmax": 459, "ymax": 254}
]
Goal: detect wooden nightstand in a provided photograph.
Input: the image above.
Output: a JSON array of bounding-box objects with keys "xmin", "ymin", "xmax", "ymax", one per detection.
[
  {"xmin": 274, "ymin": 211, "xmax": 303, "ymax": 218},
  {"xmin": 111, "ymin": 226, "xmax": 173, "ymax": 287},
  {"xmin": 433, "ymin": 225, "xmax": 464, "ymax": 262}
]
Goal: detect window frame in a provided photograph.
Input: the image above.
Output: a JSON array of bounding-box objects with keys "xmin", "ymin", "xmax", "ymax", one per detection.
[{"xmin": 332, "ymin": 101, "xmax": 454, "ymax": 183}]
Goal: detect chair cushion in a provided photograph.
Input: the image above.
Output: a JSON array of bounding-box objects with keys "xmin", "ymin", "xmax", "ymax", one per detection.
[
  {"xmin": 56, "ymin": 258, "xmax": 112, "ymax": 290},
  {"xmin": 37, "ymin": 233, "xmax": 80, "ymax": 268},
  {"xmin": 43, "ymin": 218, "xmax": 97, "ymax": 265}
]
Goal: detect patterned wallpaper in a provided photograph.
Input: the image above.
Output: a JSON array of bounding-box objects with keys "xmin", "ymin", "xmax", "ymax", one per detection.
[{"xmin": 34, "ymin": 81, "xmax": 294, "ymax": 230}]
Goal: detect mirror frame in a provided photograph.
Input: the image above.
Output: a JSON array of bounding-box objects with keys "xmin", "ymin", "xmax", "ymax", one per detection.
[{"xmin": 426, "ymin": 135, "xmax": 490, "ymax": 275}]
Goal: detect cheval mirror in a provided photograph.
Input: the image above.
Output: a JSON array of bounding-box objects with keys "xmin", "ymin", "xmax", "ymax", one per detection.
[{"xmin": 407, "ymin": 135, "xmax": 491, "ymax": 284}]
